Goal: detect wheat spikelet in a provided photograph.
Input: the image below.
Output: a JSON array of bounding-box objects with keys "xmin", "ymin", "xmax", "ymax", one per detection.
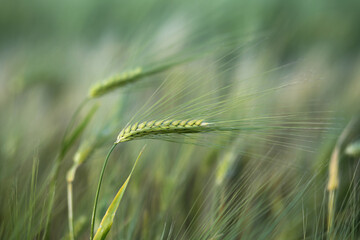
[
  {"xmin": 89, "ymin": 67, "xmax": 143, "ymax": 98},
  {"xmin": 116, "ymin": 119, "xmax": 210, "ymax": 143}
]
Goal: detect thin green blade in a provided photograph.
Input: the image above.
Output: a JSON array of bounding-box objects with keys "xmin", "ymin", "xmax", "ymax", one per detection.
[{"xmin": 93, "ymin": 145, "xmax": 146, "ymax": 240}]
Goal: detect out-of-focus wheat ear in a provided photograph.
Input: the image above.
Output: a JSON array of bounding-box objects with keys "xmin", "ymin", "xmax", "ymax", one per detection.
[
  {"xmin": 116, "ymin": 119, "xmax": 210, "ymax": 143},
  {"xmin": 88, "ymin": 57, "xmax": 193, "ymax": 98},
  {"xmin": 327, "ymin": 118, "xmax": 358, "ymax": 240},
  {"xmin": 215, "ymin": 140, "xmax": 240, "ymax": 186},
  {"xmin": 89, "ymin": 67, "xmax": 142, "ymax": 98},
  {"xmin": 345, "ymin": 139, "xmax": 360, "ymax": 157}
]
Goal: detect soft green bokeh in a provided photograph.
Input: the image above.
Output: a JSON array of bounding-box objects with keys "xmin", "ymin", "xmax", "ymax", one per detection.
[{"xmin": 0, "ymin": 0, "xmax": 359, "ymax": 239}]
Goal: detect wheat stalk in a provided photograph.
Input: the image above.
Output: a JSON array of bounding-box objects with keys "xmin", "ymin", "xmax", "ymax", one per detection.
[
  {"xmin": 90, "ymin": 119, "xmax": 210, "ymax": 239},
  {"xmin": 66, "ymin": 139, "xmax": 96, "ymax": 240}
]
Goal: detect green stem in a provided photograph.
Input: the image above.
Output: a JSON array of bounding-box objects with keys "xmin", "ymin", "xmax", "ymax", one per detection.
[
  {"xmin": 67, "ymin": 179, "xmax": 75, "ymax": 240},
  {"xmin": 327, "ymin": 190, "xmax": 335, "ymax": 240},
  {"xmin": 90, "ymin": 144, "xmax": 117, "ymax": 240}
]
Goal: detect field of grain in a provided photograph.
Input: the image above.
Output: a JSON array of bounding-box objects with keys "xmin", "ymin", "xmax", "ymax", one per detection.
[{"xmin": 1, "ymin": 0, "xmax": 360, "ymax": 239}]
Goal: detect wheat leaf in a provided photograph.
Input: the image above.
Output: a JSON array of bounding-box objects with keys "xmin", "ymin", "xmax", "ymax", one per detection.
[
  {"xmin": 60, "ymin": 103, "xmax": 99, "ymax": 158},
  {"xmin": 93, "ymin": 145, "xmax": 146, "ymax": 240}
]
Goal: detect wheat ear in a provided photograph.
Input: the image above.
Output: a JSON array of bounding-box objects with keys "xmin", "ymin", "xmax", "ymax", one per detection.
[
  {"xmin": 89, "ymin": 67, "xmax": 142, "ymax": 98},
  {"xmin": 89, "ymin": 57, "xmax": 194, "ymax": 98},
  {"xmin": 116, "ymin": 119, "xmax": 210, "ymax": 143}
]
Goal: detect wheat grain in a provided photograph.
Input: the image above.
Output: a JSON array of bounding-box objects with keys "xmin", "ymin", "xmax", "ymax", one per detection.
[{"xmin": 116, "ymin": 119, "xmax": 210, "ymax": 143}]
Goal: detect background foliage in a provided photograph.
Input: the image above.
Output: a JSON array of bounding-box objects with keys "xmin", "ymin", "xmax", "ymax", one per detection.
[{"xmin": 0, "ymin": 0, "xmax": 359, "ymax": 239}]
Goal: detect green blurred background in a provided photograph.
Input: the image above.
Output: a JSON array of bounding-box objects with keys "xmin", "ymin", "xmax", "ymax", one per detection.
[{"xmin": 1, "ymin": 0, "xmax": 360, "ymax": 239}]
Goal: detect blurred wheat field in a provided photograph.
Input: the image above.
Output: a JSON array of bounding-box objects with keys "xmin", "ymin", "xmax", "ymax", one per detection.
[{"xmin": 1, "ymin": 0, "xmax": 360, "ymax": 239}]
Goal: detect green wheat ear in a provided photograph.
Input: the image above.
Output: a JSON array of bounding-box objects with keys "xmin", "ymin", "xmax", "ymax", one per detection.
[
  {"xmin": 89, "ymin": 67, "xmax": 142, "ymax": 98},
  {"xmin": 88, "ymin": 57, "xmax": 195, "ymax": 98},
  {"xmin": 116, "ymin": 119, "xmax": 210, "ymax": 143}
]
